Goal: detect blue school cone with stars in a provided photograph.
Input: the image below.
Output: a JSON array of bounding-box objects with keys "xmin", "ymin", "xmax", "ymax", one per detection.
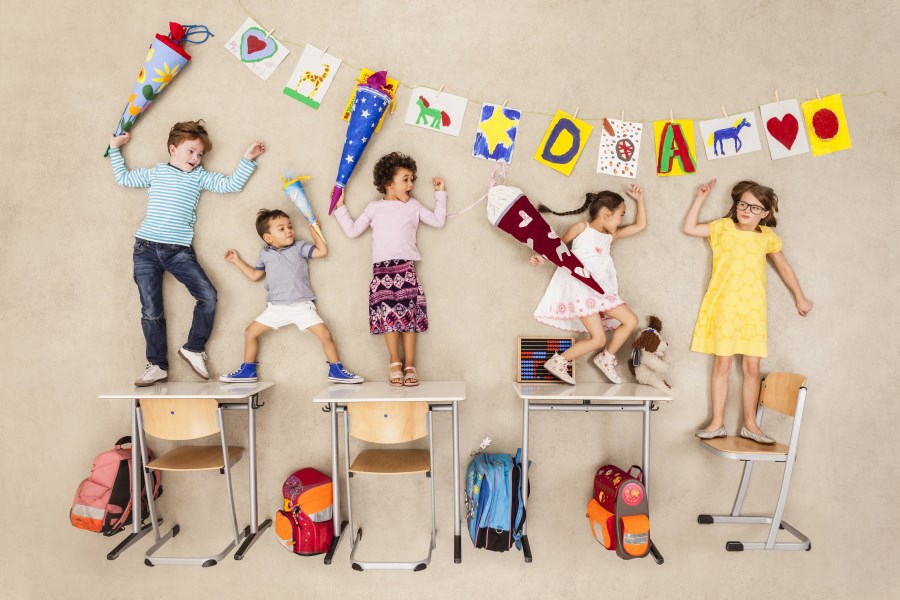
[
  {"xmin": 328, "ymin": 71, "xmax": 395, "ymax": 214},
  {"xmin": 104, "ymin": 22, "xmax": 213, "ymax": 156}
]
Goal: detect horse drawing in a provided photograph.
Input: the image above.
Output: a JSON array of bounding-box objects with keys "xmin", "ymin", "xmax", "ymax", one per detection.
[
  {"xmin": 416, "ymin": 96, "xmax": 450, "ymax": 129},
  {"xmin": 710, "ymin": 117, "xmax": 751, "ymax": 156}
]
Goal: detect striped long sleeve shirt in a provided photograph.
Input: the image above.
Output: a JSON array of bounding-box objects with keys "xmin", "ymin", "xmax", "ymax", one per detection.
[{"xmin": 110, "ymin": 147, "xmax": 257, "ymax": 246}]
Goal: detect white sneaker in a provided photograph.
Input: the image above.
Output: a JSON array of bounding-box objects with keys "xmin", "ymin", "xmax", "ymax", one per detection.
[
  {"xmin": 178, "ymin": 347, "xmax": 209, "ymax": 380},
  {"xmin": 543, "ymin": 353, "xmax": 576, "ymax": 384},
  {"xmin": 135, "ymin": 364, "xmax": 168, "ymax": 387},
  {"xmin": 592, "ymin": 351, "xmax": 622, "ymax": 384}
]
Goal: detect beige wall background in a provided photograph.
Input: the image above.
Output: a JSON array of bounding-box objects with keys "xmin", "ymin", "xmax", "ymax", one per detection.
[{"xmin": 2, "ymin": 0, "xmax": 898, "ymax": 597}]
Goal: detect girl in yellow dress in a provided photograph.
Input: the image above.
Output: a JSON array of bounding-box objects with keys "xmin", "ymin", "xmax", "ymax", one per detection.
[{"xmin": 684, "ymin": 180, "xmax": 813, "ymax": 444}]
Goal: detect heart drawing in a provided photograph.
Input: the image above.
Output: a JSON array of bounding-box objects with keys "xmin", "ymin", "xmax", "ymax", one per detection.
[
  {"xmin": 240, "ymin": 28, "xmax": 277, "ymax": 62},
  {"xmin": 766, "ymin": 114, "xmax": 799, "ymax": 150}
]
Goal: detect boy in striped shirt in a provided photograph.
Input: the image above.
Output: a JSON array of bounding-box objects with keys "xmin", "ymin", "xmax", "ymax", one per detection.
[{"xmin": 109, "ymin": 120, "xmax": 265, "ymax": 386}]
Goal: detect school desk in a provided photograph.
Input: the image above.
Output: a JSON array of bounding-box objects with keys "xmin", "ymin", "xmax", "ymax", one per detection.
[
  {"xmin": 513, "ymin": 382, "xmax": 674, "ymax": 564},
  {"xmin": 312, "ymin": 381, "xmax": 465, "ymax": 566},
  {"xmin": 99, "ymin": 381, "xmax": 275, "ymax": 561}
]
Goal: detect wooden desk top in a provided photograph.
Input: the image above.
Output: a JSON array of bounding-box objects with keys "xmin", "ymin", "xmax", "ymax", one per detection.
[
  {"xmin": 312, "ymin": 381, "xmax": 466, "ymax": 403},
  {"xmin": 99, "ymin": 381, "xmax": 275, "ymax": 400},
  {"xmin": 513, "ymin": 382, "xmax": 674, "ymax": 402}
]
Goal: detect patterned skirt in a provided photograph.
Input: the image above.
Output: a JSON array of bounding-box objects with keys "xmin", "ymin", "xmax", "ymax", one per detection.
[{"xmin": 369, "ymin": 260, "xmax": 428, "ymax": 334}]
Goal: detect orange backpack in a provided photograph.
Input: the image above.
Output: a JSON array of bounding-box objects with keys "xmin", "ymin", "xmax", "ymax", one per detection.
[
  {"xmin": 586, "ymin": 464, "xmax": 651, "ymax": 560},
  {"xmin": 274, "ymin": 468, "xmax": 334, "ymax": 556}
]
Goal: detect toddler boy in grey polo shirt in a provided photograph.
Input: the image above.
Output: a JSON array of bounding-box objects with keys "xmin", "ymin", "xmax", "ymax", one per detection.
[{"xmin": 220, "ymin": 208, "xmax": 363, "ymax": 383}]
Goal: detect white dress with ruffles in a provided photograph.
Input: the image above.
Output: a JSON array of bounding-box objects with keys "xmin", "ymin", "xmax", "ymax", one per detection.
[{"xmin": 533, "ymin": 224, "xmax": 624, "ymax": 332}]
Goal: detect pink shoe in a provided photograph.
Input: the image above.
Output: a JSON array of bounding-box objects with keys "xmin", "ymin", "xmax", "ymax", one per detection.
[
  {"xmin": 543, "ymin": 353, "xmax": 575, "ymax": 384},
  {"xmin": 592, "ymin": 351, "xmax": 622, "ymax": 384}
]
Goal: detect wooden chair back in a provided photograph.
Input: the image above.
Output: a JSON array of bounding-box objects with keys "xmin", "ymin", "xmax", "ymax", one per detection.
[
  {"xmin": 140, "ymin": 398, "xmax": 220, "ymax": 441},
  {"xmin": 348, "ymin": 401, "xmax": 429, "ymax": 444},
  {"xmin": 759, "ymin": 373, "xmax": 807, "ymax": 416}
]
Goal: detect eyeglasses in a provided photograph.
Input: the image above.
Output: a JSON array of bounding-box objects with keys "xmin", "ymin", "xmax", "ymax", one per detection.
[{"xmin": 736, "ymin": 200, "xmax": 766, "ymax": 215}]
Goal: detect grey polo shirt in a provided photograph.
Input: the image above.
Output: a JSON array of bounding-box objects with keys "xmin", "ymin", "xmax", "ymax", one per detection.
[{"xmin": 255, "ymin": 242, "xmax": 316, "ymax": 304}]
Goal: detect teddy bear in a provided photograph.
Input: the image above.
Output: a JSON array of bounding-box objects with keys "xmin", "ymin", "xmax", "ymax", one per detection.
[{"xmin": 628, "ymin": 316, "xmax": 672, "ymax": 392}]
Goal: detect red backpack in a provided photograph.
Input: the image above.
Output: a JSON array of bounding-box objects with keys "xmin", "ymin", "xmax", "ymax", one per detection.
[
  {"xmin": 70, "ymin": 436, "xmax": 162, "ymax": 535},
  {"xmin": 274, "ymin": 468, "xmax": 334, "ymax": 555},
  {"xmin": 586, "ymin": 464, "xmax": 651, "ymax": 559}
]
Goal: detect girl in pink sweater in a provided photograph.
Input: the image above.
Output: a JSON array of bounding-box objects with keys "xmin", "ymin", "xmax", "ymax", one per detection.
[{"xmin": 333, "ymin": 152, "xmax": 447, "ymax": 386}]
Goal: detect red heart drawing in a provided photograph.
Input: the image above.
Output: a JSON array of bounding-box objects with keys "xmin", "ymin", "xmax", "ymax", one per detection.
[
  {"xmin": 766, "ymin": 114, "xmax": 799, "ymax": 150},
  {"xmin": 246, "ymin": 35, "xmax": 267, "ymax": 55}
]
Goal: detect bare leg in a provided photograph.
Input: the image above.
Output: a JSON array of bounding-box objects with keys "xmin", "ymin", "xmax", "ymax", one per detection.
[
  {"xmin": 307, "ymin": 323, "xmax": 339, "ymax": 363},
  {"xmin": 601, "ymin": 304, "xmax": 638, "ymax": 354},
  {"xmin": 401, "ymin": 332, "xmax": 417, "ymax": 368},
  {"xmin": 703, "ymin": 355, "xmax": 732, "ymax": 431},
  {"xmin": 243, "ymin": 321, "xmax": 272, "ymax": 363},
  {"xmin": 741, "ymin": 356, "xmax": 765, "ymax": 434},
  {"xmin": 561, "ymin": 314, "xmax": 606, "ymax": 361},
  {"xmin": 383, "ymin": 331, "xmax": 402, "ymax": 365}
]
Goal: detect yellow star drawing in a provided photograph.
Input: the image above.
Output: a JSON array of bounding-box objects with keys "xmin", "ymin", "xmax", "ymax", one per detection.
[{"xmin": 478, "ymin": 106, "xmax": 517, "ymax": 154}]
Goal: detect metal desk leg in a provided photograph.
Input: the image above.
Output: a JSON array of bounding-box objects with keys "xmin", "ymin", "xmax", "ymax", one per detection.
[
  {"xmin": 520, "ymin": 397, "xmax": 532, "ymax": 562},
  {"xmin": 107, "ymin": 398, "xmax": 156, "ymax": 560},
  {"xmin": 235, "ymin": 394, "xmax": 272, "ymax": 559},
  {"xmin": 453, "ymin": 400, "xmax": 461, "ymax": 564},
  {"xmin": 642, "ymin": 401, "xmax": 664, "ymax": 565},
  {"xmin": 324, "ymin": 401, "xmax": 347, "ymax": 564}
]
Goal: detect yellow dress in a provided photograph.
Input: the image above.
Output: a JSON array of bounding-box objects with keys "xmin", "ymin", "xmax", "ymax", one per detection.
[{"xmin": 691, "ymin": 218, "xmax": 782, "ymax": 357}]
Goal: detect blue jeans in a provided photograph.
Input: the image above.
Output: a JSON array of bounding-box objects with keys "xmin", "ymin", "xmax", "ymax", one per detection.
[{"xmin": 133, "ymin": 239, "xmax": 217, "ymax": 370}]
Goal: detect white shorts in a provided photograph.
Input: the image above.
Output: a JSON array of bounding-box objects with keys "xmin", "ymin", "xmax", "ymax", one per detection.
[{"xmin": 254, "ymin": 301, "xmax": 324, "ymax": 331}]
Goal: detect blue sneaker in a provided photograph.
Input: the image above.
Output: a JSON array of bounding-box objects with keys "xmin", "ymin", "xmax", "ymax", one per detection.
[
  {"xmin": 327, "ymin": 362, "xmax": 364, "ymax": 384},
  {"xmin": 219, "ymin": 362, "xmax": 258, "ymax": 383}
]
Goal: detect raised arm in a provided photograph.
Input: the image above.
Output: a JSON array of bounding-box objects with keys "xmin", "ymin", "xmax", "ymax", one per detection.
[
  {"xmin": 224, "ymin": 249, "xmax": 265, "ymax": 282},
  {"xmin": 683, "ymin": 179, "xmax": 717, "ymax": 237},
  {"xmin": 768, "ymin": 251, "xmax": 813, "ymax": 316},
  {"xmin": 108, "ymin": 133, "xmax": 151, "ymax": 188},
  {"xmin": 332, "ymin": 191, "xmax": 373, "ymax": 238},
  {"xmin": 308, "ymin": 223, "xmax": 328, "ymax": 258},
  {"xmin": 198, "ymin": 154, "xmax": 258, "ymax": 193},
  {"xmin": 613, "ymin": 184, "xmax": 647, "ymax": 240},
  {"xmin": 418, "ymin": 178, "xmax": 447, "ymax": 228}
]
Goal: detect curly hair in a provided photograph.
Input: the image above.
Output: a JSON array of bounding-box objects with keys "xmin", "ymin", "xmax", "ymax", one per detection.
[
  {"xmin": 373, "ymin": 152, "xmax": 417, "ymax": 194},
  {"xmin": 167, "ymin": 119, "xmax": 212, "ymax": 153},
  {"xmin": 725, "ymin": 180, "xmax": 778, "ymax": 227}
]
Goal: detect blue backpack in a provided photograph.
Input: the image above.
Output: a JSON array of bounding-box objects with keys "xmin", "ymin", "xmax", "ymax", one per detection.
[{"xmin": 465, "ymin": 449, "xmax": 528, "ymax": 552}]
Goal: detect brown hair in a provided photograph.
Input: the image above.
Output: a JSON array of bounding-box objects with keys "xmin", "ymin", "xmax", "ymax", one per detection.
[
  {"xmin": 373, "ymin": 152, "xmax": 417, "ymax": 194},
  {"xmin": 725, "ymin": 180, "xmax": 778, "ymax": 227},
  {"xmin": 167, "ymin": 120, "xmax": 212, "ymax": 153},
  {"xmin": 255, "ymin": 209, "xmax": 290, "ymax": 240},
  {"xmin": 628, "ymin": 316, "xmax": 664, "ymax": 376},
  {"xmin": 537, "ymin": 191, "xmax": 625, "ymax": 220}
]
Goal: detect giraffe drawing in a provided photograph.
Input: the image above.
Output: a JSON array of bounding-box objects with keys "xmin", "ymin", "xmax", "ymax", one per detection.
[
  {"xmin": 710, "ymin": 117, "xmax": 751, "ymax": 156},
  {"xmin": 416, "ymin": 96, "xmax": 450, "ymax": 129},
  {"xmin": 295, "ymin": 63, "xmax": 331, "ymax": 99}
]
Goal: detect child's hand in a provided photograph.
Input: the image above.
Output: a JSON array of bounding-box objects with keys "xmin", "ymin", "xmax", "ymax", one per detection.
[
  {"xmin": 530, "ymin": 254, "xmax": 546, "ymax": 267},
  {"xmin": 244, "ymin": 141, "xmax": 266, "ymax": 161},
  {"xmin": 334, "ymin": 190, "xmax": 346, "ymax": 210},
  {"xmin": 433, "ymin": 177, "xmax": 445, "ymax": 191},
  {"xmin": 696, "ymin": 179, "xmax": 717, "ymax": 202},
  {"xmin": 625, "ymin": 184, "xmax": 644, "ymax": 202},
  {"xmin": 110, "ymin": 132, "xmax": 131, "ymax": 149},
  {"xmin": 796, "ymin": 297, "xmax": 813, "ymax": 316},
  {"xmin": 224, "ymin": 249, "xmax": 240, "ymax": 263}
]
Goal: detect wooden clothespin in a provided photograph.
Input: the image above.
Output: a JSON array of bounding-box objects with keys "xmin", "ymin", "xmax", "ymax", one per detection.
[
  {"xmin": 669, "ymin": 109, "xmax": 674, "ymax": 122},
  {"xmin": 815, "ymin": 87, "xmax": 822, "ymax": 101},
  {"xmin": 320, "ymin": 45, "xmax": 328, "ymax": 57},
  {"xmin": 573, "ymin": 106, "xmax": 580, "ymax": 118},
  {"xmin": 264, "ymin": 27, "xmax": 275, "ymax": 39},
  {"xmin": 774, "ymin": 89, "xmax": 780, "ymax": 103},
  {"xmin": 437, "ymin": 84, "xmax": 444, "ymax": 97},
  {"xmin": 620, "ymin": 110, "xmax": 624, "ymax": 121},
  {"xmin": 721, "ymin": 106, "xmax": 728, "ymax": 118},
  {"xmin": 501, "ymin": 98, "xmax": 508, "ymax": 109}
]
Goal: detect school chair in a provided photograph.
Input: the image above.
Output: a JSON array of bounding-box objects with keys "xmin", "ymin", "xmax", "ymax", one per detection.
[
  {"xmin": 342, "ymin": 401, "xmax": 435, "ymax": 571},
  {"xmin": 136, "ymin": 398, "xmax": 247, "ymax": 566},
  {"xmin": 697, "ymin": 372, "xmax": 811, "ymax": 551}
]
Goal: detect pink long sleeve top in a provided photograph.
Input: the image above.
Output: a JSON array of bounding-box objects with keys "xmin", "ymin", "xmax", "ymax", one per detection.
[{"xmin": 333, "ymin": 191, "xmax": 447, "ymax": 263}]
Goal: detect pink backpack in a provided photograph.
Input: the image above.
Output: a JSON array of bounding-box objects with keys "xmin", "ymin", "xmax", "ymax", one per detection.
[
  {"xmin": 70, "ymin": 436, "xmax": 162, "ymax": 535},
  {"xmin": 274, "ymin": 468, "xmax": 334, "ymax": 555}
]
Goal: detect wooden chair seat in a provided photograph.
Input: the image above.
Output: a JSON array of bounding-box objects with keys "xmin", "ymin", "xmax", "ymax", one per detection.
[
  {"xmin": 349, "ymin": 449, "xmax": 431, "ymax": 475},
  {"xmin": 701, "ymin": 436, "xmax": 789, "ymax": 456},
  {"xmin": 148, "ymin": 445, "xmax": 244, "ymax": 472}
]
